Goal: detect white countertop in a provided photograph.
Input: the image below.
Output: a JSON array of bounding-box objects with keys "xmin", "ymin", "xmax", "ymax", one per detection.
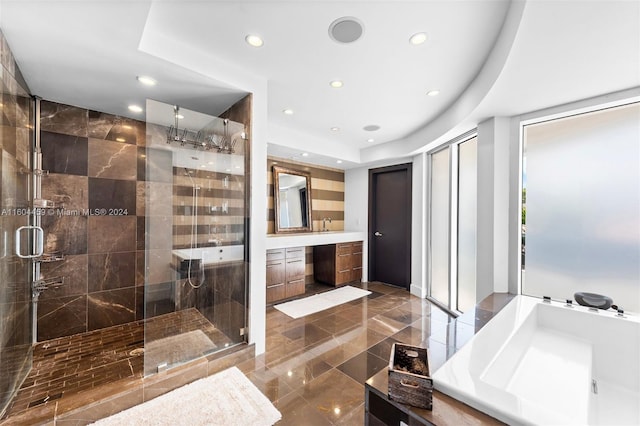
[{"xmin": 265, "ymin": 231, "xmax": 366, "ymax": 249}]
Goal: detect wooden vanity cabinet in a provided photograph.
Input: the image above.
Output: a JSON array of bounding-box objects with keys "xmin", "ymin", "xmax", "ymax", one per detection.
[
  {"xmin": 266, "ymin": 246, "xmax": 306, "ymax": 303},
  {"xmin": 313, "ymin": 241, "xmax": 363, "ymax": 286}
]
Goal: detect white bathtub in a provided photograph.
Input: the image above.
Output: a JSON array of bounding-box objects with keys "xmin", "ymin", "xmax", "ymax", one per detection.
[{"xmin": 433, "ymin": 295, "xmax": 640, "ymax": 425}]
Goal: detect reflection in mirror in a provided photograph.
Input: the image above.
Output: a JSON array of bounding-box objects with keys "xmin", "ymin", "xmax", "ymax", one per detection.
[{"xmin": 273, "ymin": 166, "xmax": 313, "ymax": 233}]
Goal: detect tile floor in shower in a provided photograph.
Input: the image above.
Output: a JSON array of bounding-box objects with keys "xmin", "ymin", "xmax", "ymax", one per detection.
[{"xmin": 4, "ymin": 308, "xmax": 233, "ymax": 418}]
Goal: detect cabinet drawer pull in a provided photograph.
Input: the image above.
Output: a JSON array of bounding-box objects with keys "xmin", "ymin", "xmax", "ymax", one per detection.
[
  {"xmin": 338, "ymin": 254, "xmax": 350, "ymax": 257},
  {"xmin": 268, "ymin": 283, "xmax": 285, "ymax": 288},
  {"xmin": 267, "ymin": 263, "xmax": 282, "ymax": 268},
  {"xmin": 287, "ymin": 260, "xmax": 303, "ymax": 264},
  {"xmin": 352, "ymin": 267, "xmax": 362, "ymax": 270},
  {"xmin": 338, "ymin": 269, "xmax": 350, "ymax": 273},
  {"xmin": 288, "ymin": 278, "xmax": 304, "ymax": 284},
  {"xmin": 353, "ymin": 251, "xmax": 363, "ymax": 255}
]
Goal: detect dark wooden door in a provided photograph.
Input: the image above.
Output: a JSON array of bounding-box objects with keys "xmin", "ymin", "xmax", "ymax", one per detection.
[{"xmin": 368, "ymin": 164, "xmax": 412, "ymax": 289}]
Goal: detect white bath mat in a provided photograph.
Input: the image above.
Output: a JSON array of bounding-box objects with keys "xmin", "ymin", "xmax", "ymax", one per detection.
[
  {"xmin": 274, "ymin": 285, "xmax": 371, "ymax": 318},
  {"xmin": 92, "ymin": 366, "xmax": 281, "ymax": 426}
]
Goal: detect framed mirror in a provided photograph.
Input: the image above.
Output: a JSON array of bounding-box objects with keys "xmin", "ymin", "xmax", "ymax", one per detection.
[{"xmin": 273, "ymin": 165, "xmax": 313, "ymax": 233}]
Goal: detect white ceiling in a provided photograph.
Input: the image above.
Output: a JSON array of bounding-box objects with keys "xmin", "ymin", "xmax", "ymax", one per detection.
[{"xmin": 1, "ymin": 1, "xmax": 638, "ymax": 170}]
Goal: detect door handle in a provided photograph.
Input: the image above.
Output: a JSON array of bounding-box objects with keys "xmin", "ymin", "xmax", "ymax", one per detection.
[
  {"xmin": 15, "ymin": 225, "xmax": 44, "ymax": 258},
  {"xmin": 374, "ymin": 231, "xmax": 383, "ymax": 237}
]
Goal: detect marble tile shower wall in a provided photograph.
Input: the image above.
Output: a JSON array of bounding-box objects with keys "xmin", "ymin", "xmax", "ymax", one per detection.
[
  {"xmin": 37, "ymin": 100, "xmax": 156, "ymax": 341},
  {"xmin": 0, "ymin": 28, "xmax": 33, "ymax": 409}
]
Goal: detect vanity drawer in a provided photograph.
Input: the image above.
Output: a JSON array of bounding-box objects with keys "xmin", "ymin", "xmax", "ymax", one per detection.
[
  {"xmin": 286, "ymin": 278, "xmax": 305, "ymax": 298},
  {"xmin": 267, "ymin": 284, "xmax": 286, "ymax": 303},
  {"xmin": 266, "ymin": 260, "xmax": 285, "ymax": 286},
  {"xmin": 285, "ymin": 246, "xmax": 305, "ymax": 259},
  {"xmin": 267, "ymin": 249, "xmax": 285, "ymax": 261},
  {"xmin": 336, "ymin": 243, "xmax": 352, "ymax": 255},
  {"xmin": 285, "ymin": 258, "xmax": 305, "ymax": 281}
]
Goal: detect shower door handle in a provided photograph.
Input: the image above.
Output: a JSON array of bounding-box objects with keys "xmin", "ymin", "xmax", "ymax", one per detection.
[{"xmin": 15, "ymin": 226, "xmax": 44, "ymax": 258}]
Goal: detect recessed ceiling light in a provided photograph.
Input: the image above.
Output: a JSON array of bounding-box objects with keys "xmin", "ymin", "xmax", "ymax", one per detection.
[
  {"xmin": 136, "ymin": 75, "xmax": 157, "ymax": 86},
  {"xmin": 122, "ymin": 125, "xmax": 132, "ymax": 130},
  {"xmin": 115, "ymin": 137, "xmax": 126, "ymax": 143},
  {"xmin": 128, "ymin": 105, "xmax": 143, "ymax": 113},
  {"xmin": 409, "ymin": 32, "xmax": 428, "ymax": 45},
  {"xmin": 176, "ymin": 114, "xmax": 184, "ymax": 119},
  {"xmin": 363, "ymin": 124, "xmax": 380, "ymax": 131},
  {"xmin": 208, "ymin": 161, "xmax": 214, "ymax": 165},
  {"xmin": 200, "ymin": 165, "xmax": 206, "ymax": 168},
  {"xmin": 331, "ymin": 127, "xmax": 340, "ymax": 132},
  {"xmin": 330, "ymin": 80, "xmax": 343, "ymax": 88},
  {"xmin": 427, "ymin": 90, "xmax": 440, "ymax": 97},
  {"xmin": 245, "ymin": 34, "xmax": 264, "ymax": 47},
  {"xmin": 336, "ymin": 160, "xmax": 343, "ymax": 164},
  {"xmin": 301, "ymin": 152, "xmax": 309, "ymax": 157},
  {"xmin": 283, "ymin": 108, "xmax": 294, "ymax": 115},
  {"xmin": 367, "ymin": 138, "xmax": 375, "ymax": 143}
]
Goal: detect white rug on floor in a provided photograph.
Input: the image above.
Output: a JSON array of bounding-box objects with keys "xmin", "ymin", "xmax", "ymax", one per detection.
[
  {"xmin": 274, "ymin": 285, "xmax": 371, "ymax": 319},
  {"xmin": 92, "ymin": 367, "xmax": 281, "ymax": 426}
]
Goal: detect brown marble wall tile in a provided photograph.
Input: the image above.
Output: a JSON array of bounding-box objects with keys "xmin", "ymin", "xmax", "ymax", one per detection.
[
  {"xmin": 135, "ymin": 286, "xmax": 145, "ymax": 321},
  {"xmin": 146, "ymin": 215, "xmax": 172, "ymax": 249},
  {"xmin": 87, "ymin": 216, "xmax": 136, "ymax": 254},
  {"xmin": 88, "ymin": 178, "xmax": 136, "ymax": 213},
  {"xmin": 40, "ymin": 131, "xmax": 88, "ymax": 176},
  {"xmin": 37, "ymin": 295, "xmax": 87, "ymax": 341},
  {"xmin": 41, "ymin": 174, "xmax": 88, "ymax": 211},
  {"xmin": 41, "ymin": 216, "xmax": 88, "ymax": 255},
  {"xmin": 88, "ymin": 139, "xmax": 137, "ymax": 180},
  {"xmin": 138, "ymin": 147, "xmax": 173, "ymax": 182},
  {"xmin": 1, "ymin": 150, "xmax": 17, "ymax": 207},
  {"xmin": 136, "ymin": 216, "xmax": 145, "ymax": 251},
  {"xmin": 88, "ymin": 110, "xmax": 145, "ymax": 145},
  {"xmin": 145, "ymin": 249, "xmax": 174, "ymax": 285},
  {"xmin": 135, "ymin": 251, "xmax": 145, "ymax": 286},
  {"xmin": 141, "ymin": 182, "xmax": 173, "ymax": 217},
  {"xmin": 38, "ymin": 255, "xmax": 88, "ymax": 300},
  {"xmin": 15, "ymin": 127, "xmax": 30, "ymax": 169},
  {"xmin": 144, "ymin": 282, "xmax": 175, "ymax": 319},
  {"xmin": 88, "ymin": 252, "xmax": 136, "ymax": 292},
  {"xmin": 40, "ymin": 101, "xmax": 88, "ymax": 137},
  {"xmin": 1, "ymin": 93, "xmax": 17, "ymax": 130},
  {"xmin": 87, "ymin": 288, "xmax": 135, "ymax": 331}
]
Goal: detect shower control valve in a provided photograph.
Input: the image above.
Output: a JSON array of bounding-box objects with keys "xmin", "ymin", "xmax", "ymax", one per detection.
[
  {"xmin": 565, "ymin": 299, "xmax": 573, "ymax": 307},
  {"xmin": 616, "ymin": 307, "xmax": 625, "ymax": 317}
]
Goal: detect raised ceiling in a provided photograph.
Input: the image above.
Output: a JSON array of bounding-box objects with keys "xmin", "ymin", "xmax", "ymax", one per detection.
[{"xmin": 1, "ymin": 1, "xmax": 638, "ymax": 169}]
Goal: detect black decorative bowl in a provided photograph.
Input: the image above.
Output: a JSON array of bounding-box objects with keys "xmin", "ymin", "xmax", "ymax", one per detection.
[{"xmin": 574, "ymin": 292, "xmax": 613, "ymax": 310}]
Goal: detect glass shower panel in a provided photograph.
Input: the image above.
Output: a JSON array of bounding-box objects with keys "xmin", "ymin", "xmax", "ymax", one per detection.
[
  {"xmin": 0, "ymin": 91, "xmax": 34, "ymax": 414},
  {"xmin": 523, "ymin": 102, "xmax": 640, "ymax": 311},
  {"xmin": 142, "ymin": 100, "xmax": 248, "ymax": 375},
  {"xmin": 429, "ymin": 147, "xmax": 451, "ymax": 305},
  {"xmin": 456, "ymin": 137, "xmax": 477, "ymax": 312}
]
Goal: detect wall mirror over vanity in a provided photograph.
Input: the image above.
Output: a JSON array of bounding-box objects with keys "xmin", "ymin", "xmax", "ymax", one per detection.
[{"xmin": 273, "ymin": 165, "xmax": 313, "ymax": 233}]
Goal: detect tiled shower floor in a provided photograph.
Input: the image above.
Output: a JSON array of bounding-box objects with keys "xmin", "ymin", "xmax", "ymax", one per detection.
[{"xmin": 3, "ymin": 308, "xmax": 231, "ymax": 419}]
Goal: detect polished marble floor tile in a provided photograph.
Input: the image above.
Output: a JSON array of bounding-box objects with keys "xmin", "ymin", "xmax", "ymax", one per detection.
[
  {"xmin": 4, "ymin": 282, "xmax": 513, "ymax": 425},
  {"xmin": 336, "ymin": 351, "xmax": 389, "ymax": 384}
]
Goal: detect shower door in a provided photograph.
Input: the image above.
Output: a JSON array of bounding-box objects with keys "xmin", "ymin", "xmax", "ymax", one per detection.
[
  {"xmin": 142, "ymin": 99, "xmax": 249, "ymax": 375},
  {"xmin": 0, "ymin": 93, "xmax": 35, "ymax": 416}
]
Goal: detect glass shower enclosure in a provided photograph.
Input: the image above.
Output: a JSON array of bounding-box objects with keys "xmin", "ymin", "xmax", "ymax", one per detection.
[{"xmin": 142, "ymin": 99, "xmax": 249, "ymax": 375}]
